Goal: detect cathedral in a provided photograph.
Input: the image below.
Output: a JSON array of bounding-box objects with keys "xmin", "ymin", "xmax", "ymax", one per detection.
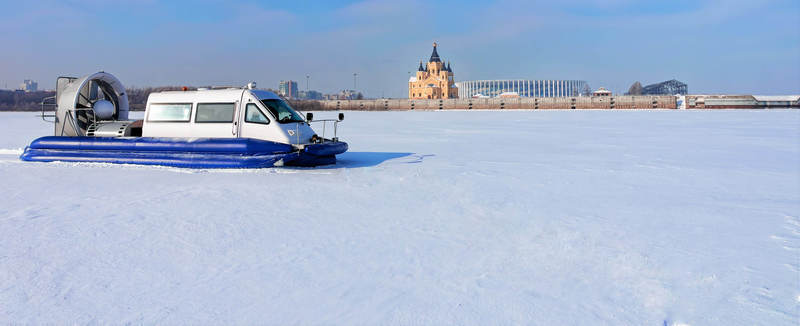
[{"xmin": 408, "ymin": 43, "xmax": 458, "ymax": 99}]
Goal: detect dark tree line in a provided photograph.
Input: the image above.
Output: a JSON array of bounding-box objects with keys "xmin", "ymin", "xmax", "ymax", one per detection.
[
  {"xmin": 286, "ymin": 99, "xmax": 325, "ymax": 112},
  {"xmin": 0, "ymin": 90, "xmax": 56, "ymax": 111},
  {"xmin": 125, "ymin": 86, "xmax": 192, "ymax": 110},
  {"xmin": 0, "ymin": 87, "xmax": 192, "ymax": 111}
]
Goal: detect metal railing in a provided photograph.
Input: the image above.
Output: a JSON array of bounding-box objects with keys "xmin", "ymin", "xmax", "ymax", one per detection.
[
  {"xmin": 39, "ymin": 96, "xmax": 57, "ymax": 122},
  {"xmin": 306, "ymin": 112, "xmax": 344, "ymax": 142},
  {"xmin": 41, "ymin": 95, "xmax": 102, "ymax": 136},
  {"xmin": 309, "ymin": 118, "xmax": 342, "ymax": 142}
]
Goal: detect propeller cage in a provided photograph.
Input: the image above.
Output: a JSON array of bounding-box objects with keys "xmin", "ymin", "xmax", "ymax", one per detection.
[{"xmin": 54, "ymin": 72, "xmax": 129, "ymax": 136}]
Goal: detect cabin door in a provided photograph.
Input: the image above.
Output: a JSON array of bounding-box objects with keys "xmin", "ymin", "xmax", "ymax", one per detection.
[
  {"xmin": 239, "ymin": 100, "xmax": 288, "ymax": 143},
  {"xmin": 190, "ymin": 101, "xmax": 239, "ymax": 138}
]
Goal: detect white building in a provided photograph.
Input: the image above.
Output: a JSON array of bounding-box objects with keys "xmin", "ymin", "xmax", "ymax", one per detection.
[{"xmin": 455, "ymin": 79, "xmax": 589, "ymax": 98}]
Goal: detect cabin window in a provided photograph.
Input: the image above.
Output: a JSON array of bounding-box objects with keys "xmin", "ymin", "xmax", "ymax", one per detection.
[
  {"xmin": 147, "ymin": 103, "xmax": 192, "ymax": 122},
  {"xmin": 245, "ymin": 103, "xmax": 269, "ymax": 124},
  {"xmin": 195, "ymin": 103, "xmax": 235, "ymax": 123}
]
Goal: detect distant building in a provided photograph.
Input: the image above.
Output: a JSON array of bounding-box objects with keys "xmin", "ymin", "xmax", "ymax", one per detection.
[
  {"xmin": 278, "ymin": 80, "xmax": 298, "ymax": 99},
  {"xmin": 642, "ymin": 79, "xmax": 687, "ymax": 95},
  {"xmin": 592, "ymin": 87, "xmax": 612, "ymax": 97},
  {"xmin": 409, "ymin": 42, "xmax": 458, "ymax": 99},
  {"xmin": 684, "ymin": 95, "xmax": 799, "ymax": 109},
  {"xmin": 342, "ymin": 90, "xmax": 362, "ymax": 100},
  {"xmin": 19, "ymin": 79, "xmax": 38, "ymax": 92},
  {"xmin": 299, "ymin": 90, "xmax": 323, "ymax": 100},
  {"xmin": 456, "ymin": 79, "xmax": 590, "ymax": 98},
  {"xmin": 324, "ymin": 90, "xmax": 363, "ymax": 100}
]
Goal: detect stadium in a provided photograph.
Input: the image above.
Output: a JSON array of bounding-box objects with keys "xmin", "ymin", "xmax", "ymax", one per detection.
[{"xmin": 455, "ymin": 80, "xmax": 590, "ymax": 98}]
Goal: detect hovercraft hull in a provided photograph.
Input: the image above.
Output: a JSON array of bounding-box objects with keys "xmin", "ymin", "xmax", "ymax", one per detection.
[
  {"xmin": 19, "ymin": 136, "xmax": 346, "ymax": 169},
  {"xmin": 287, "ymin": 141, "xmax": 349, "ymax": 167}
]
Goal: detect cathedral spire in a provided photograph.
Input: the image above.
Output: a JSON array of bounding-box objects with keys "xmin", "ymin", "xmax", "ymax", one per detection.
[
  {"xmin": 446, "ymin": 61, "xmax": 452, "ymax": 72},
  {"xmin": 418, "ymin": 60, "xmax": 425, "ymax": 71},
  {"xmin": 429, "ymin": 42, "xmax": 441, "ymax": 63}
]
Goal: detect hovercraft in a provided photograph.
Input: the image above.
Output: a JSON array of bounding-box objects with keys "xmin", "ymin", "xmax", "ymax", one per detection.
[{"xmin": 21, "ymin": 72, "xmax": 347, "ymax": 168}]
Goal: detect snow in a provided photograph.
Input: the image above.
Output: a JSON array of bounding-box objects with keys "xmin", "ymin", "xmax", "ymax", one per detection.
[{"xmin": 1, "ymin": 110, "xmax": 799, "ymax": 324}]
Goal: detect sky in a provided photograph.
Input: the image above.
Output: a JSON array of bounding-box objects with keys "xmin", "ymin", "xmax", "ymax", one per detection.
[{"xmin": 0, "ymin": 0, "xmax": 798, "ymax": 97}]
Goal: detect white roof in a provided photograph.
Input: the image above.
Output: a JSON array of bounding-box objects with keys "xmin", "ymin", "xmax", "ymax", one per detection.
[
  {"xmin": 409, "ymin": 77, "xmax": 417, "ymax": 82},
  {"xmin": 149, "ymin": 88, "xmax": 281, "ymax": 103},
  {"xmin": 752, "ymin": 95, "xmax": 800, "ymax": 102}
]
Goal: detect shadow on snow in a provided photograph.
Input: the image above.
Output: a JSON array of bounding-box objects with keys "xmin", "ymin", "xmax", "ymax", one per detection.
[
  {"xmin": 292, "ymin": 152, "xmax": 434, "ymax": 169},
  {"xmin": 332, "ymin": 152, "xmax": 415, "ymax": 168},
  {"xmin": 287, "ymin": 152, "xmax": 434, "ymax": 169}
]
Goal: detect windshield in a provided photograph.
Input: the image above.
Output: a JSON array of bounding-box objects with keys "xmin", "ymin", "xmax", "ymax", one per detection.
[{"xmin": 260, "ymin": 99, "xmax": 304, "ymax": 123}]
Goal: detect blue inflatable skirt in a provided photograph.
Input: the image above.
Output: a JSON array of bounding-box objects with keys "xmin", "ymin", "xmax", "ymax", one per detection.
[{"xmin": 20, "ymin": 136, "xmax": 347, "ymax": 169}]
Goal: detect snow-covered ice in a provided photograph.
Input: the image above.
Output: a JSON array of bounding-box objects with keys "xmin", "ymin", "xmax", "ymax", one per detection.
[{"xmin": 0, "ymin": 110, "xmax": 798, "ymax": 324}]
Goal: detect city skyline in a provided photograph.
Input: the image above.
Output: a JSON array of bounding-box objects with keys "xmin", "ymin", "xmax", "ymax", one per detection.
[{"xmin": 1, "ymin": 0, "xmax": 798, "ymax": 97}]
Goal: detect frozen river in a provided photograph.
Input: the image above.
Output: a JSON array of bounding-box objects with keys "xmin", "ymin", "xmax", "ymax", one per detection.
[{"xmin": 0, "ymin": 110, "xmax": 798, "ymax": 324}]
